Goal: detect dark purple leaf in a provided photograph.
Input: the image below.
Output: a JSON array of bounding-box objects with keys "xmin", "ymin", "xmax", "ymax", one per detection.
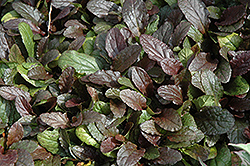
[
  {"xmin": 157, "ymin": 85, "xmax": 183, "ymax": 105},
  {"xmin": 137, "ymin": 55, "xmax": 156, "ymax": 71},
  {"xmin": 120, "ymin": 27, "xmax": 133, "ymax": 40},
  {"xmin": 120, "ymin": 89, "xmax": 147, "ymax": 111},
  {"xmin": 112, "ymin": 45, "xmax": 141, "ymax": 72},
  {"xmin": 0, "ymin": 25, "xmax": 10, "ymax": 59},
  {"xmin": 3, "ymin": 18, "xmax": 45, "ymax": 35},
  {"xmin": 147, "ymin": 5, "xmax": 159, "ymax": 16},
  {"xmin": 140, "ymin": 120, "xmax": 161, "ymax": 146},
  {"xmin": 40, "ymin": 97, "xmax": 57, "ymax": 112},
  {"xmin": 68, "ymin": 36, "xmax": 86, "ymax": 51},
  {"xmin": 229, "ymin": 98, "xmax": 250, "ymax": 112},
  {"xmin": 100, "ymin": 136, "xmax": 122, "ymax": 153},
  {"xmin": 7, "ymin": 122, "xmax": 23, "ymax": 146},
  {"xmin": 178, "ymin": 0, "xmax": 210, "ymax": 34},
  {"xmin": 9, "ymin": 44, "xmax": 25, "ymax": 64},
  {"xmin": 65, "ymin": 98, "xmax": 82, "ymax": 108},
  {"xmin": 82, "ymin": 110, "xmax": 104, "ymax": 124},
  {"xmin": 117, "ymin": 142, "xmax": 145, "ymax": 166},
  {"xmin": 153, "ymin": 108, "xmax": 182, "ymax": 132},
  {"xmin": 229, "ymin": 50, "xmax": 250, "ymax": 77},
  {"xmin": 52, "ymin": 7, "xmax": 71, "ymax": 23},
  {"xmin": 130, "ymin": 66, "xmax": 154, "ymax": 96},
  {"xmin": 86, "ymin": 70, "xmax": 121, "ymax": 88},
  {"xmin": 37, "ymin": 37, "xmax": 49, "ymax": 58},
  {"xmin": 12, "ymin": 2, "xmax": 44, "ymax": 26},
  {"xmin": 63, "ymin": 26, "xmax": 84, "ymax": 39},
  {"xmin": 40, "ymin": 112, "xmax": 70, "ymax": 129},
  {"xmin": 214, "ymin": 57, "xmax": 232, "ymax": 83},
  {"xmin": 15, "ymin": 96, "xmax": 33, "ymax": 117},
  {"xmin": 160, "ymin": 58, "xmax": 183, "ymax": 76},
  {"xmin": 87, "ymin": 0, "xmax": 121, "ymax": 18},
  {"xmin": 215, "ymin": 5, "xmax": 246, "ymax": 26},
  {"xmin": 166, "ymin": 8, "xmax": 183, "ymax": 27},
  {"xmin": 140, "ymin": 34, "xmax": 174, "ymax": 63},
  {"xmin": 110, "ymin": 100, "xmax": 126, "ymax": 118},
  {"xmin": 22, "ymin": 0, "xmax": 35, "ymax": 6},
  {"xmin": 15, "ymin": 148, "xmax": 34, "ymax": 166},
  {"xmin": 64, "ymin": 20, "xmax": 87, "ymax": 30},
  {"xmin": 170, "ymin": 21, "xmax": 191, "ymax": 47},
  {"xmin": 152, "ymin": 21, "xmax": 174, "ymax": 44},
  {"xmin": 69, "ymin": 145, "xmax": 99, "ymax": 161},
  {"xmin": 188, "ymin": 52, "xmax": 219, "ymax": 72},
  {"xmin": 31, "ymin": 146, "xmax": 52, "ymax": 160},
  {"xmin": 0, "ymin": 146, "xmax": 18, "ymax": 166},
  {"xmin": 153, "ymin": 147, "xmax": 182, "ymax": 165},
  {"xmin": 122, "ymin": 0, "xmax": 149, "ymax": 36},
  {"xmin": 195, "ymin": 106, "xmax": 235, "ymax": 135},
  {"xmin": 33, "ymin": 90, "xmax": 52, "ymax": 105},
  {"xmin": 59, "ymin": 67, "xmax": 75, "ymax": 93},
  {"xmin": 40, "ymin": 49, "xmax": 60, "ymax": 66},
  {"xmin": 27, "ymin": 66, "xmax": 52, "ymax": 80},
  {"xmin": 0, "ymin": 86, "xmax": 31, "ymax": 102},
  {"xmin": 105, "ymin": 28, "xmax": 127, "ymax": 59},
  {"xmin": 202, "ymin": 0, "xmax": 215, "ymax": 5},
  {"xmin": 51, "ymin": 0, "xmax": 74, "ymax": 9}
]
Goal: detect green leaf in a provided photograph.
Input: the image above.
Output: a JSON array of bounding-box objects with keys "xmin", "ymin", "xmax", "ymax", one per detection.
[
  {"xmin": 229, "ymin": 143, "xmax": 250, "ymax": 154},
  {"xmin": 37, "ymin": 129, "xmax": 60, "ymax": 154},
  {"xmin": 143, "ymin": 146, "xmax": 160, "ymax": 160},
  {"xmin": 178, "ymin": 48, "xmax": 193, "ymax": 67},
  {"xmin": 187, "ymin": 25, "xmax": 203, "ymax": 42},
  {"xmin": 1, "ymin": 10, "xmax": 20, "ymax": 23},
  {"xmin": 234, "ymin": 150, "xmax": 250, "ymax": 166},
  {"xmin": 164, "ymin": 0, "xmax": 177, "ymax": 6},
  {"xmin": 182, "ymin": 144, "xmax": 211, "ymax": 161},
  {"xmin": 0, "ymin": 96, "xmax": 14, "ymax": 128},
  {"xmin": 207, "ymin": 6, "xmax": 221, "ymax": 19},
  {"xmin": 227, "ymin": 119, "xmax": 248, "ymax": 144},
  {"xmin": 224, "ymin": 76, "xmax": 249, "ymax": 96},
  {"xmin": 145, "ymin": 15, "xmax": 159, "ymax": 35},
  {"xmin": 207, "ymin": 144, "xmax": 231, "ymax": 166},
  {"xmin": 217, "ymin": 33, "xmax": 243, "ymax": 51},
  {"xmin": 195, "ymin": 106, "xmax": 235, "ymax": 135},
  {"xmin": 92, "ymin": 101, "xmax": 110, "ymax": 115},
  {"xmin": 18, "ymin": 22, "xmax": 35, "ymax": 57},
  {"xmin": 83, "ymin": 37, "xmax": 95, "ymax": 55},
  {"xmin": 193, "ymin": 95, "xmax": 217, "ymax": 111},
  {"xmin": 9, "ymin": 44, "xmax": 25, "ymax": 64},
  {"xmin": 118, "ymin": 77, "xmax": 136, "ymax": 90},
  {"xmin": 75, "ymin": 125, "xmax": 99, "ymax": 148},
  {"xmin": 215, "ymin": 57, "xmax": 232, "ymax": 84},
  {"xmin": 58, "ymin": 50, "xmax": 100, "ymax": 75}
]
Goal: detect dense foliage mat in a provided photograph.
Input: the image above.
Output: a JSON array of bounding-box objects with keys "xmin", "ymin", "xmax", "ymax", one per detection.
[{"xmin": 1, "ymin": 0, "xmax": 250, "ymax": 165}]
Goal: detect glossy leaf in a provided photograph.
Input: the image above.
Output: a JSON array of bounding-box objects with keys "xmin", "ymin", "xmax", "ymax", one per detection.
[
  {"xmin": 0, "ymin": 86, "xmax": 31, "ymax": 102},
  {"xmin": 9, "ymin": 44, "xmax": 25, "ymax": 64},
  {"xmin": 120, "ymin": 89, "xmax": 147, "ymax": 111},
  {"xmin": 131, "ymin": 66, "xmax": 154, "ymax": 96},
  {"xmin": 110, "ymin": 100, "xmax": 126, "ymax": 118},
  {"xmin": 227, "ymin": 119, "xmax": 248, "ymax": 144},
  {"xmin": 27, "ymin": 66, "xmax": 52, "ymax": 80},
  {"xmin": 37, "ymin": 129, "xmax": 59, "ymax": 154},
  {"xmin": 140, "ymin": 120, "xmax": 161, "ymax": 146},
  {"xmin": 15, "ymin": 148, "xmax": 34, "ymax": 166},
  {"xmin": 59, "ymin": 67, "xmax": 75, "ymax": 93},
  {"xmin": 76, "ymin": 125, "xmax": 99, "ymax": 148},
  {"xmin": 157, "ymin": 85, "xmax": 183, "ymax": 105},
  {"xmin": 160, "ymin": 58, "xmax": 183, "ymax": 76},
  {"xmin": 229, "ymin": 98, "xmax": 250, "ymax": 112},
  {"xmin": 153, "ymin": 108, "xmax": 182, "ymax": 132},
  {"xmin": 63, "ymin": 26, "xmax": 84, "ymax": 39},
  {"xmin": 40, "ymin": 112, "xmax": 69, "ymax": 129},
  {"xmin": 100, "ymin": 136, "xmax": 122, "ymax": 153},
  {"xmin": 105, "ymin": 28, "xmax": 127, "ymax": 59},
  {"xmin": 58, "ymin": 50, "xmax": 100, "ymax": 75},
  {"xmin": 112, "ymin": 45, "xmax": 141, "ymax": 72},
  {"xmin": 40, "ymin": 49, "xmax": 60, "ymax": 66},
  {"xmin": 0, "ymin": 147, "xmax": 18, "ymax": 166},
  {"xmin": 152, "ymin": 21, "xmax": 173, "ymax": 44},
  {"xmin": 195, "ymin": 106, "xmax": 235, "ymax": 135},
  {"xmin": 15, "ymin": 95, "xmax": 33, "ymax": 117},
  {"xmin": 152, "ymin": 147, "xmax": 182, "ymax": 165},
  {"xmin": 178, "ymin": 0, "xmax": 210, "ymax": 34},
  {"xmin": 182, "ymin": 144, "xmax": 210, "ymax": 161},
  {"xmin": 122, "ymin": 0, "xmax": 148, "ymax": 36},
  {"xmin": 140, "ymin": 34, "xmax": 174, "ymax": 62},
  {"xmin": 7, "ymin": 121, "xmax": 23, "ymax": 146},
  {"xmin": 215, "ymin": 57, "xmax": 232, "ymax": 83},
  {"xmin": 229, "ymin": 143, "xmax": 250, "ymax": 154},
  {"xmin": 51, "ymin": 0, "xmax": 74, "ymax": 9},
  {"xmin": 18, "ymin": 22, "xmax": 34, "ymax": 57},
  {"xmin": 217, "ymin": 33, "xmax": 242, "ymax": 51},
  {"xmin": 170, "ymin": 21, "xmax": 191, "ymax": 47},
  {"xmin": 224, "ymin": 76, "xmax": 249, "ymax": 96},
  {"xmin": 229, "ymin": 50, "xmax": 250, "ymax": 77},
  {"xmin": 117, "ymin": 142, "xmax": 145, "ymax": 166},
  {"xmin": 233, "ymin": 150, "xmax": 250, "ymax": 166}
]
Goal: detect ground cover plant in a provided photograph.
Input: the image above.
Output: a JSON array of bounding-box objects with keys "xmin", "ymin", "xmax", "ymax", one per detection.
[{"xmin": 1, "ymin": 0, "xmax": 250, "ymax": 165}]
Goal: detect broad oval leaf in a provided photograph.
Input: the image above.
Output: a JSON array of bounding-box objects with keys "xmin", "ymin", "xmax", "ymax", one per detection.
[
  {"xmin": 157, "ymin": 85, "xmax": 183, "ymax": 105},
  {"xmin": 0, "ymin": 86, "xmax": 31, "ymax": 102},
  {"xmin": 170, "ymin": 21, "xmax": 191, "ymax": 47},
  {"xmin": 15, "ymin": 148, "xmax": 34, "ymax": 166},
  {"xmin": 87, "ymin": 0, "xmax": 121, "ymax": 18},
  {"xmin": 110, "ymin": 100, "xmax": 126, "ymax": 118},
  {"xmin": 112, "ymin": 45, "xmax": 141, "ymax": 72},
  {"xmin": 160, "ymin": 58, "xmax": 183, "ymax": 76},
  {"xmin": 140, "ymin": 34, "xmax": 174, "ymax": 62},
  {"xmin": 122, "ymin": 0, "xmax": 148, "ymax": 36},
  {"xmin": 131, "ymin": 66, "xmax": 154, "ymax": 96},
  {"xmin": 153, "ymin": 147, "xmax": 182, "ymax": 165},
  {"xmin": 217, "ymin": 33, "xmax": 243, "ymax": 51},
  {"xmin": 178, "ymin": 0, "xmax": 210, "ymax": 34},
  {"xmin": 120, "ymin": 89, "xmax": 147, "ymax": 111},
  {"xmin": 188, "ymin": 52, "xmax": 218, "ymax": 73},
  {"xmin": 27, "ymin": 66, "xmax": 52, "ymax": 80},
  {"xmin": 140, "ymin": 120, "xmax": 161, "ymax": 146},
  {"xmin": 117, "ymin": 142, "xmax": 145, "ymax": 166},
  {"xmin": 59, "ymin": 67, "xmax": 75, "ymax": 93},
  {"xmin": 37, "ymin": 129, "xmax": 59, "ymax": 154},
  {"xmin": 40, "ymin": 112, "xmax": 69, "ymax": 129},
  {"xmin": 152, "ymin": 21, "xmax": 173, "ymax": 44},
  {"xmin": 224, "ymin": 76, "xmax": 249, "ymax": 96},
  {"xmin": 215, "ymin": 57, "xmax": 232, "ymax": 83},
  {"xmin": 229, "ymin": 98, "xmax": 250, "ymax": 112},
  {"xmin": 153, "ymin": 108, "xmax": 182, "ymax": 132},
  {"xmin": 0, "ymin": 26, "xmax": 10, "ymax": 59},
  {"xmin": 100, "ymin": 136, "xmax": 122, "ymax": 153},
  {"xmin": 227, "ymin": 119, "xmax": 248, "ymax": 144},
  {"xmin": 15, "ymin": 96, "xmax": 33, "ymax": 117},
  {"xmin": 195, "ymin": 106, "xmax": 235, "ymax": 135},
  {"xmin": 207, "ymin": 144, "xmax": 231, "ymax": 166},
  {"xmin": 0, "ymin": 148, "xmax": 18, "ymax": 166},
  {"xmin": 58, "ymin": 50, "xmax": 100, "ymax": 75},
  {"xmin": 229, "ymin": 50, "xmax": 250, "ymax": 77},
  {"xmin": 7, "ymin": 121, "xmax": 24, "ymax": 146},
  {"xmin": 105, "ymin": 28, "xmax": 127, "ymax": 59}
]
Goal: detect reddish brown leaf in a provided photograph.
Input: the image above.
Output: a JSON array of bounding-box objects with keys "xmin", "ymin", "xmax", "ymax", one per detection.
[
  {"xmin": 105, "ymin": 28, "xmax": 127, "ymax": 59},
  {"xmin": 117, "ymin": 142, "xmax": 145, "ymax": 166},
  {"xmin": 40, "ymin": 49, "xmax": 60, "ymax": 66},
  {"xmin": 0, "ymin": 86, "xmax": 31, "ymax": 102},
  {"xmin": 59, "ymin": 67, "xmax": 75, "ymax": 93},
  {"xmin": 65, "ymin": 98, "xmax": 82, "ymax": 108},
  {"xmin": 31, "ymin": 146, "xmax": 52, "ymax": 160},
  {"xmin": 166, "ymin": 8, "xmax": 183, "ymax": 27},
  {"xmin": 82, "ymin": 110, "xmax": 104, "ymax": 124},
  {"xmin": 15, "ymin": 95, "xmax": 34, "ymax": 117},
  {"xmin": 188, "ymin": 52, "xmax": 218, "ymax": 72},
  {"xmin": 160, "ymin": 58, "xmax": 183, "ymax": 76},
  {"xmin": 229, "ymin": 50, "xmax": 250, "ymax": 77},
  {"xmin": 131, "ymin": 66, "xmax": 154, "ymax": 96},
  {"xmin": 157, "ymin": 85, "xmax": 183, "ymax": 105},
  {"xmin": 100, "ymin": 136, "xmax": 122, "ymax": 153},
  {"xmin": 27, "ymin": 66, "xmax": 52, "ymax": 80},
  {"xmin": 110, "ymin": 100, "xmax": 126, "ymax": 118},
  {"xmin": 140, "ymin": 120, "xmax": 161, "ymax": 146},
  {"xmin": 170, "ymin": 21, "xmax": 191, "ymax": 47},
  {"xmin": 140, "ymin": 34, "xmax": 174, "ymax": 63},
  {"xmin": 64, "ymin": 19, "xmax": 87, "ymax": 29},
  {"xmin": 120, "ymin": 89, "xmax": 147, "ymax": 111},
  {"xmin": 153, "ymin": 108, "xmax": 182, "ymax": 132},
  {"xmin": 7, "ymin": 122, "xmax": 24, "ymax": 146},
  {"xmin": 68, "ymin": 36, "xmax": 85, "ymax": 51},
  {"xmin": 0, "ymin": 146, "xmax": 18, "ymax": 166},
  {"xmin": 215, "ymin": 5, "xmax": 246, "ymax": 26},
  {"xmin": 153, "ymin": 147, "xmax": 182, "ymax": 165},
  {"xmin": 15, "ymin": 148, "xmax": 34, "ymax": 166},
  {"xmin": 63, "ymin": 26, "xmax": 84, "ymax": 39},
  {"xmin": 229, "ymin": 98, "xmax": 250, "ymax": 112},
  {"xmin": 137, "ymin": 55, "xmax": 156, "ymax": 71},
  {"xmin": 52, "ymin": 7, "xmax": 71, "ymax": 23},
  {"xmin": 40, "ymin": 112, "xmax": 69, "ymax": 129}
]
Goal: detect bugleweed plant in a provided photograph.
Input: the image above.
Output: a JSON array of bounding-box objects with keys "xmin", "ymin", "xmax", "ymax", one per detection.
[{"xmin": 1, "ymin": 0, "xmax": 250, "ymax": 165}]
